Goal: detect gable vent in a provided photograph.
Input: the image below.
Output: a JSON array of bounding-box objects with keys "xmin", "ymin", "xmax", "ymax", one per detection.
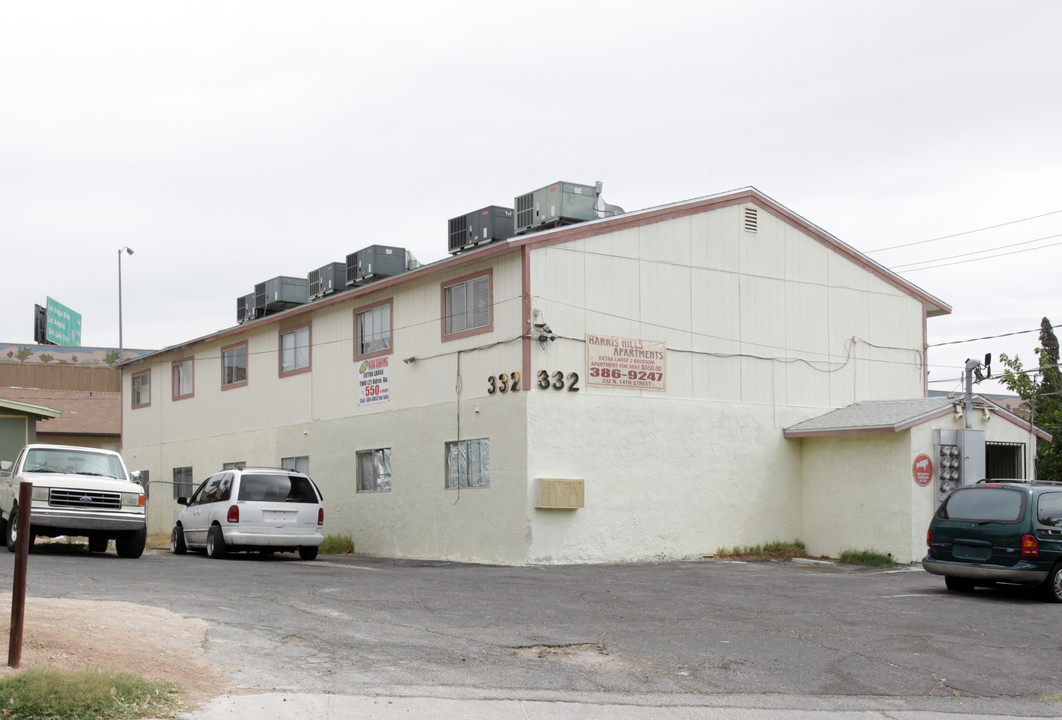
[{"xmin": 744, "ymin": 207, "xmax": 759, "ymax": 233}]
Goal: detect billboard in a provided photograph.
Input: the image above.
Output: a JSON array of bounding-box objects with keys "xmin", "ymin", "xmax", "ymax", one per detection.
[{"xmin": 44, "ymin": 297, "xmax": 82, "ymax": 346}]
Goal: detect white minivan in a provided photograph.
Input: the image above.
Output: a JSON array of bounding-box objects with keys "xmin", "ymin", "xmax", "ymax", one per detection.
[{"xmin": 171, "ymin": 467, "xmax": 324, "ymax": 560}]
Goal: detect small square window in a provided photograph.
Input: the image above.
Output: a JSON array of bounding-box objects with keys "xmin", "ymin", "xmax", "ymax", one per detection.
[
  {"xmin": 442, "ymin": 272, "xmax": 491, "ymax": 339},
  {"xmin": 355, "ymin": 300, "xmax": 393, "ymax": 358},
  {"xmin": 357, "ymin": 448, "xmax": 392, "ymax": 492},
  {"xmin": 445, "ymin": 438, "xmax": 489, "ymax": 489},
  {"xmin": 282, "ymin": 455, "xmax": 310, "ymax": 475}
]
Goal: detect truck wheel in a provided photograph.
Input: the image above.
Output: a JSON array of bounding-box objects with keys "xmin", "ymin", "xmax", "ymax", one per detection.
[
  {"xmin": 298, "ymin": 546, "xmax": 319, "ymax": 561},
  {"xmin": 115, "ymin": 527, "xmax": 146, "ymax": 559},
  {"xmin": 6, "ymin": 503, "xmax": 18, "ymax": 553},
  {"xmin": 88, "ymin": 536, "xmax": 109, "ymax": 553},
  {"xmin": 206, "ymin": 525, "xmax": 227, "ymax": 559},
  {"xmin": 170, "ymin": 526, "xmax": 187, "ymax": 554},
  {"xmin": 1043, "ymin": 564, "xmax": 1062, "ymax": 603}
]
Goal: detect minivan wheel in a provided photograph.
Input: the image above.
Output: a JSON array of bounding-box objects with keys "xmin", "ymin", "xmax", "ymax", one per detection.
[
  {"xmin": 298, "ymin": 546, "xmax": 319, "ymax": 561},
  {"xmin": 945, "ymin": 576, "xmax": 975, "ymax": 592},
  {"xmin": 1043, "ymin": 564, "xmax": 1062, "ymax": 603},
  {"xmin": 206, "ymin": 525, "xmax": 227, "ymax": 559},
  {"xmin": 171, "ymin": 526, "xmax": 187, "ymax": 554}
]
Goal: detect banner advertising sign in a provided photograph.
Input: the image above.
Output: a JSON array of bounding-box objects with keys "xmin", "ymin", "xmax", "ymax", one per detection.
[
  {"xmin": 358, "ymin": 355, "xmax": 390, "ymax": 405},
  {"xmin": 586, "ymin": 334, "xmax": 666, "ymax": 390},
  {"xmin": 45, "ymin": 297, "xmax": 81, "ymax": 346}
]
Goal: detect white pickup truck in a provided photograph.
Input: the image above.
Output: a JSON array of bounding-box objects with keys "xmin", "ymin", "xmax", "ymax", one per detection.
[{"xmin": 0, "ymin": 443, "xmax": 146, "ymax": 558}]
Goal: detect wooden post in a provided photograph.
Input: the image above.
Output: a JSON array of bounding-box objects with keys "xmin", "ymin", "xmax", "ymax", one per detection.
[{"xmin": 8, "ymin": 482, "xmax": 33, "ymax": 668}]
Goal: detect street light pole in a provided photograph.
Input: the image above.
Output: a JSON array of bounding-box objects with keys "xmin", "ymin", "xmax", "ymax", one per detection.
[{"xmin": 118, "ymin": 247, "xmax": 134, "ymax": 363}]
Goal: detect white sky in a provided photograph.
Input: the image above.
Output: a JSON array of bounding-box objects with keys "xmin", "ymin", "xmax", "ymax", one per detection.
[{"xmin": 2, "ymin": 1, "xmax": 1059, "ymax": 395}]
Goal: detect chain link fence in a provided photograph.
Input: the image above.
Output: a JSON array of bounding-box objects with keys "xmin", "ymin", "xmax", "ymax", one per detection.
[{"xmin": 145, "ymin": 480, "xmax": 192, "ymax": 550}]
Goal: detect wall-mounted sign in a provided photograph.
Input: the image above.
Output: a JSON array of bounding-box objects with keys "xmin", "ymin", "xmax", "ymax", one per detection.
[
  {"xmin": 45, "ymin": 296, "xmax": 81, "ymax": 346},
  {"xmin": 358, "ymin": 355, "xmax": 390, "ymax": 405},
  {"xmin": 913, "ymin": 454, "xmax": 933, "ymax": 487},
  {"xmin": 586, "ymin": 334, "xmax": 666, "ymax": 390}
]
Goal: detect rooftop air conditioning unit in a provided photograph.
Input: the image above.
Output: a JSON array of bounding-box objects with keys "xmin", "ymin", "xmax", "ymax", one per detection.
[
  {"xmin": 307, "ymin": 262, "xmax": 346, "ymax": 300},
  {"xmin": 236, "ymin": 293, "xmax": 256, "ymax": 324},
  {"xmin": 447, "ymin": 206, "xmax": 515, "ymax": 255},
  {"xmin": 514, "ymin": 180, "xmax": 624, "ymax": 235},
  {"xmin": 345, "ymin": 245, "xmax": 410, "ymax": 286},
  {"xmin": 254, "ymin": 276, "xmax": 308, "ymax": 316}
]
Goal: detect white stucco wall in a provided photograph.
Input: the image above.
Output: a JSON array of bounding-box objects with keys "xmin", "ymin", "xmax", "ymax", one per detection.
[
  {"xmin": 801, "ymin": 406, "xmax": 1039, "ymax": 564},
  {"xmin": 525, "ymin": 391, "xmax": 810, "ymax": 563}
]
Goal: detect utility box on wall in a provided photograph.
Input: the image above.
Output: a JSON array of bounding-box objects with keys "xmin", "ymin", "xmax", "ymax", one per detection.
[{"xmin": 535, "ymin": 478, "xmax": 585, "ymax": 509}]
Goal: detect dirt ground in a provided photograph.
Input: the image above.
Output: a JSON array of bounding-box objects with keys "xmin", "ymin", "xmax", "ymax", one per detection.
[{"xmin": 0, "ymin": 597, "xmax": 229, "ymax": 707}]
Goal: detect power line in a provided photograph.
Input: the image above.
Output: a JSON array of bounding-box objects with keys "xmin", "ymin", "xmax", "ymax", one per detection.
[
  {"xmin": 894, "ymin": 236, "xmax": 1062, "ymax": 272},
  {"xmin": 867, "ymin": 208, "xmax": 1062, "ymax": 253},
  {"xmin": 929, "ymin": 327, "xmax": 1046, "ymax": 348},
  {"xmin": 890, "ymin": 231, "xmax": 1062, "ymax": 270}
]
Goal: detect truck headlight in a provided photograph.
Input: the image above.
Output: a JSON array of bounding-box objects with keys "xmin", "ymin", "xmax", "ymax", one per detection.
[
  {"xmin": 122, "ymin": 493, "xmax": 145, "ymax": 508},
  {"xmin": 31, "ymin": 486, "xmax": 49, "ymax": 503}
]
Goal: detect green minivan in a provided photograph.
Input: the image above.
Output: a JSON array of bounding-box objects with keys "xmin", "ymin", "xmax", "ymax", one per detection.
[{"xmin": 922, "ymin": 481, "xmax": 1062, "ymax": 602}]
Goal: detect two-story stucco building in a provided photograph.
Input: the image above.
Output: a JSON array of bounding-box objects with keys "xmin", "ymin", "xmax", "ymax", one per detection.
[{"xmin": 119, "ymin": 186, "xmax": 1044, "ymax": 565}]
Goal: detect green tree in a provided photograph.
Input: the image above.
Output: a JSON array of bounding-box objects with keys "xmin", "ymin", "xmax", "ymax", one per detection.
[{"xmin": 998, "ymin": 317, "xmax": 1062, "ymax": 482}]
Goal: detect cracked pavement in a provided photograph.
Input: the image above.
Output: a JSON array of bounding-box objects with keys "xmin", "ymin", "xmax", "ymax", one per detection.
[{"xmin": 6, "ymin": 549, "xmax": 1062, "ymax": 717}]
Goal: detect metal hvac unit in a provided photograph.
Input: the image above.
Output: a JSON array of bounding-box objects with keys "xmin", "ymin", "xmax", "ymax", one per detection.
[
  {"xmin": 345, "ymin": 245, "xmax": 408, "ymax": 286},
  {"xmin": 236, "ymin": 292, "xmax": 256, "ymax": 324},
  {"xmin": 447, "ymin": 206, "xmax": 515, "ymax": 255},
  {"xmin": 307, "ymin": 261, "xmax": 346, "ymax": 300},
  {"xmin": 253, "ymin": 276, "xmax": 308, "ymax": 316},
  {"xmin": 514, "ymin": 180, "xmax": 625, "ymax": 235}
]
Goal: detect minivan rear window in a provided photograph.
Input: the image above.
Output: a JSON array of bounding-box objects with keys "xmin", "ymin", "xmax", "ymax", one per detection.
[
  {"xmin": 238, "ymin": 474, "xmax": 319, "ymax": 503},
  {"xmin": 939, "ymin": 487, "xmax": 1024, "ymax": 522},
  {"xmin": 1038, "ymin": 492, "xmax": 1062, "ymax": 527}
]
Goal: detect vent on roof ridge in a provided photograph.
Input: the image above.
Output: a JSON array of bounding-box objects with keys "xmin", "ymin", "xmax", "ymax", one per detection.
[{"xmin": 744, "ymin": 207, "xmax": 758, "ymax": 233}]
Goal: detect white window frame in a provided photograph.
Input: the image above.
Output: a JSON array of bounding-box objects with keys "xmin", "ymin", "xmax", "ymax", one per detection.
[
  {"xmin": 172, "ymin": 358, "xmax": 194, "ymax": 400},
  {"xmin": 131, "ymin": 369, "xmax": 150, "ymax": 408},
  {"xmin": 354, "ymin": 300, "xmax": 393, "ymax": 359},
  {"xmin": 442, "ymin": 270, "xmax": 492, "ymax": 339},
  {"xmin": 357, "ymin": 448, "xmax": 392, "ymax": 493},
  {"xmin": 445, "ymin": 438, "xmax": 490, "ymax": 489},
  {"xmin": 222, "ymin": 341, "xmax": 248, "ymax": 388},
  {"xmin": 279, "ymin": 324, "xmax": 311, "ymax": 376},
  {"xmin": 281, "ymin": 455, "xmax": 310, "ymax": 475}
]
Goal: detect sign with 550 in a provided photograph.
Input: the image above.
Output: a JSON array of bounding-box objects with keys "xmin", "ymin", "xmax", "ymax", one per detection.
[
  {"xmin": 358, "ymin": 355, "xmax": 390, "ymax": 405},
  {"xmin": 586, "ymin": 334, "xmax": 666, "ymax": 390}
]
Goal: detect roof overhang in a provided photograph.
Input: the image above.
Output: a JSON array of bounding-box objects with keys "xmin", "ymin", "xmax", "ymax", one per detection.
[{"xmin": 0, "ymin": 398, "xmax": 62, "ymax": 420}]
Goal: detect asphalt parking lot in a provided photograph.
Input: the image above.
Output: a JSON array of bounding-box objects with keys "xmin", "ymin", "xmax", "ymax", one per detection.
[{"xmin": 2, "ymin": 548, "xmax": 1061, "ymax": 718}]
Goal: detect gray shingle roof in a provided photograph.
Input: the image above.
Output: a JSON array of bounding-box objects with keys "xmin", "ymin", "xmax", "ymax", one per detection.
[{"xmin": 784, "ymin": 397, "xmax": 957, "ymax": 437}]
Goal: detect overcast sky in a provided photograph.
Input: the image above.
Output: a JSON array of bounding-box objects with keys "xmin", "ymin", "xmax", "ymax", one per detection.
[{"xmin": 2, "ymin": 1, "xmax": 1059, "ymax": 395}]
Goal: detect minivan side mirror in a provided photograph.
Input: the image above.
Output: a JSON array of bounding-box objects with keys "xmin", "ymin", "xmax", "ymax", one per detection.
[{"xmin": 177, "ymin": 497, "xmax": 188, "ymax": 506}]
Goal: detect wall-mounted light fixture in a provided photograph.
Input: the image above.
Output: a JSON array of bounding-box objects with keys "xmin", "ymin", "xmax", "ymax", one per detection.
[{"xmin": 403, "ymin": 356, "xmax": 416, "ymax": 365}]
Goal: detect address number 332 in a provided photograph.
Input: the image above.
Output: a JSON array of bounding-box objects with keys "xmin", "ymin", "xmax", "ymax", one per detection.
[{"xmin": 487, "ymin": 371, "xmax": 580, "ymax": 393}]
